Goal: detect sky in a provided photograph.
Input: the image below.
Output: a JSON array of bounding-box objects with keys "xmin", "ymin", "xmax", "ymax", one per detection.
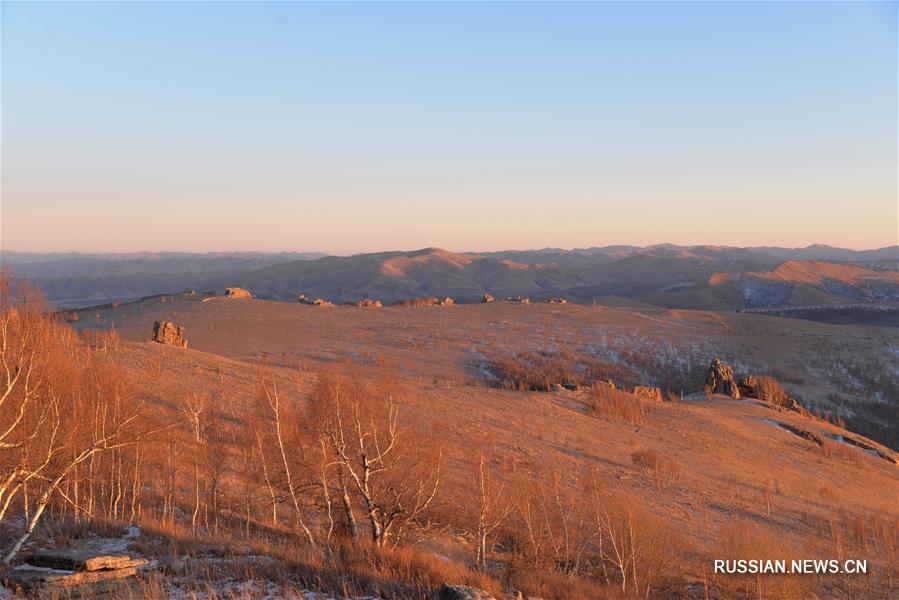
[{"xmin": 1, "ymin": 1, "xmax": 896, "ymax": 254}]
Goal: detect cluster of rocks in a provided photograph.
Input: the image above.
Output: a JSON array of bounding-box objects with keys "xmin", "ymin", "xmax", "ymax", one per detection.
[
  {"xmin": 224, "ymin": 287, "xmax": 254, "ymax": 299},
  {"xmin": 545, "ymin": 297, "xmax": 567, "ymax": 304},
  {"xmin": 481, "ymin": 293, "xmax": 533, "ymax": 303},
  {"xmin": 297, "ymin": 295, "xmax": 334, "ymax": 306},
  {"xmin": 5, "ymin": 548, "xmax": 148, "ymax": 596},
  {"xmin": 152, "ymin": 321, "xmax": 187, "ymax": 348},
  {"xmin": 393, "ymin": 296, "xmax": 454, "ymax": 307},
  {"xmin": 703, "ymin": 357, "xmax": 740, "ymax": 398},
  {"xmin": 346, "ymin": 298, "xmax": 383, "ymax": 308}
]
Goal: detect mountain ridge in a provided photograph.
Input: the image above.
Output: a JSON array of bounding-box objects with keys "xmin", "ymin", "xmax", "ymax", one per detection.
[{"xmin": 4, "ymin": 245, "xmax": 897, "ymax": 309}]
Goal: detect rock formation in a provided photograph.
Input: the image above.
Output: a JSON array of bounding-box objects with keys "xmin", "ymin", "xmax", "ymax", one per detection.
[
  {"xmin": 545, "ymin": 297, "xmax": 568, "ymax": 304},
  {"xmin": 7, "ymin": 548, "xmax": 148, "ymax": 596},
  {"xmin": 152, "ymin": 321, "xmax": 187, "ymax": 348},
  {"xmin": 482, "ymin": 293, "xmax": 495, "ymax": 303},
  {"xmin": 703, "ymin": 357, "xmax": 740, "ymax": 398},
  {"xmin": 224, "ymin": 287, "xmax": 254, "ymax": 299},
  {"xmin": 312, "ymin": 298, "xmax": 334, "ymax": 306},
  {"xmin": 438, "ymin": 297, "xmax": 454, "ymax": 306}
]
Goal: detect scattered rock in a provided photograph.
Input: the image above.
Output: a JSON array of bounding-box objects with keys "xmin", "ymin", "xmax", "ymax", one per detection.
[
  {"xmin": 633, "ymin": 385, "xmax": 663, "ymax": 403},
  {"xmin": 224, "ymin": 287, "xmax": 254, "ymax": 299},
  {"xmin": 152, "ymin": 321, "xmax": 187, "ymax": 348},
  {"xmin": 347, "ymin": 298, "xmax": 382, "ymax": 308},
  {"xmin": 703, "ymin": 357, "xmax": 740, "ymax": 398},
  {"xmin": 438, "ymin": 584, "xmax": 497, "ymax": 600},
  {"xmin": 482, "ymin": 294, "xmax": 496, "ymax": 303},
  {"xmin": 394, "ymin": 297, "xmax": 439, "ymax": 307}
]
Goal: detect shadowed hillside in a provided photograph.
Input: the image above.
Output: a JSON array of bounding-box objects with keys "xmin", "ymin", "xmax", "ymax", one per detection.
[{"xmin": 8, "ymin": 245, "xmax": 895, "ymax": 311}]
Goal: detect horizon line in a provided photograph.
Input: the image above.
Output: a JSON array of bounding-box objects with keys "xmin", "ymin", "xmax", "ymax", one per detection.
[{"xmin": 1, "ymin": 242, "xmax": 898, "ymax": 256}]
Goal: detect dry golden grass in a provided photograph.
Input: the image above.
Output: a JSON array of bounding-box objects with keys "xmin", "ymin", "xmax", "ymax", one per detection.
[{"xmin": 2, "ymin": 288, "xmax": 896, "ymax": 599}]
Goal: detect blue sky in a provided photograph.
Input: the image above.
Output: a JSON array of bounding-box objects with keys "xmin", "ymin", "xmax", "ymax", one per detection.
[{"xmin": 2, "ymin": 1, "xmax": 896, "ymax": 253}]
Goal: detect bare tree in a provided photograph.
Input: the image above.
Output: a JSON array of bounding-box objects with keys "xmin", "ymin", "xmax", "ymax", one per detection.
[
  {"xmin": 474, "ymin": 453, "xmax": 512, "ymax": 570},
  {"xmin": 311, "ymin": 368, "xmax": 441, "ymax": 549},
  {"xmin": 260, "ymin": 374, "xmax": 317, "ymax": 547}
]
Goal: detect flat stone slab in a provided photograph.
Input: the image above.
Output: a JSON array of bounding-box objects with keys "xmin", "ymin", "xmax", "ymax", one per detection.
[
  {"xmin": 6, "ymin": 564, "xmax": 139, "ymax": 588},
  {"xmin": 29, "ymin": 549, "xmax": 146, "ymax": 572}
]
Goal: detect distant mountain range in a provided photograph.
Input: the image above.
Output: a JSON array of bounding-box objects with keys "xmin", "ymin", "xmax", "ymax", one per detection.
[{"xmin": 2, "ymin": 245, "xmax": 896, "ymax": 309}]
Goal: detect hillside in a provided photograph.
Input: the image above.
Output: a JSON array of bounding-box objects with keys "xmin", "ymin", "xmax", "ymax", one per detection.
[
  {"xmin": 73, "ymin": 295, "xmax": 899, "ymax": 449},
  {"xmin": 12, "ymin": 294, "xmax": 890, "ymax": 598},
  {"xmin": 5, "ymin": 245, "xmax": 897, "ymax": 310}
]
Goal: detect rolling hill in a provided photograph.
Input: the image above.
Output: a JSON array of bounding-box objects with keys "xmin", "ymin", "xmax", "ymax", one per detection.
[{"xmin": 3, "ymin": 245, "xmax": 897, "ymax": 310}]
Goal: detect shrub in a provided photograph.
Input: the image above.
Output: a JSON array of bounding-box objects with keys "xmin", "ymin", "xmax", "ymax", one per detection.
[
  {"xmin": 591, "ymin": 384, "xmax": 651, "ymax": 424},
  {"xmin": 755, "ymin": 375, "xmax": 791, "ymax": 407},
  {"xmin": 486, "ymin": 350, "xmax": 633, "ymax": 391},
  {"xmin": 631, "ymin": 447, "xmax": 680, "ymax": 488}
]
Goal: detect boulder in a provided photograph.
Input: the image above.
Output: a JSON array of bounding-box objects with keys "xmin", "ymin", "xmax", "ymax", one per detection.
[
  {"xmin": 297, "ymin": 294, "xmax": 313, "ymax": 304},
  {"xmin": 438, "ymin": 584, "xmax": 496, "ymax": 600},
  {"xmin": 224, "ymin": 287, "xmax": 254, "ymax": 299},
  {"xmin": 438, "ymin": 297, "xmax": 454, "ymax": 306},
  {"xmin": 703, "ymin": 357, "xmax": 740, "ymax": 398},
  {"xmin": 633, "ymin": 385, "xmax": 663, "ymax": 403},
  {"xmin": 152, "ymin": 321, "xmax": 187, "ymax": 348},
  {"xmin": 482, "ymin": 294, "xmax": 496, "ymax": 303}
]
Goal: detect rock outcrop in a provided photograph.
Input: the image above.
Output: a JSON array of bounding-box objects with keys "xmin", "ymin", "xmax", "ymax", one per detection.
[
  {"xmin": 152, "ymin": 321, "xmax": 187, "ymax": 348},
  {"xmin": 703, "ymin": 357, "xmax": 740, "ymax": 398},
  {"xmin": 7, "ymin": 548, "xmax": 149, "ymax": 596},
  {"xmin": 482, "ymin": 294, "xmax": 495, "ymax": 303},
  {"xmin": 438, "ymin": 297, "xmax": 454, "ymax": 306},
  {"xmin": 312, "ymin": 298, "xmax": 334, "ymax": 306},
  {"xmin": 438, "ymin": 584, "xmax": 496, "ymax": 600},
  {"xmin": 224, "ymin": 287, "xmax": 254, "ymax": 299},
  {"xmin": 545, "ymin": 297, "xmax": 568, "ymax": 304}
]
